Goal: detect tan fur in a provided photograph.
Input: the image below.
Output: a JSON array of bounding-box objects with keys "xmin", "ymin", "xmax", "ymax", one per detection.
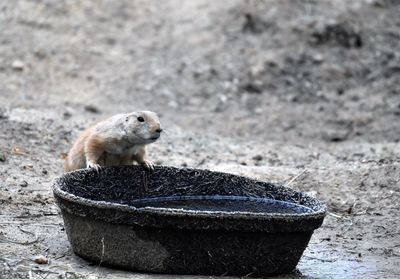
[{"xmin": 64, "ymin": 111, "xmax": 162, "ymax": 172}]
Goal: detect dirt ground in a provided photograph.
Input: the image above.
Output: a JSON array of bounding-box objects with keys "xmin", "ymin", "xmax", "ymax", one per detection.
[{"xmin": 1, "ymin": 0, "xmax": 400, "ymax": 278}]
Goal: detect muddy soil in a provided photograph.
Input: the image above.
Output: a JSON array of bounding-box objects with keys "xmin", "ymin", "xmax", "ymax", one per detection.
[{"xmin": 1, "ymin": 0, "xmax": 399, "ymax": 278}]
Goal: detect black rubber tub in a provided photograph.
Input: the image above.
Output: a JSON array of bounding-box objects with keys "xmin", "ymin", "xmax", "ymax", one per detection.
[{"xmin": 53, "ymin": 166, "xmax": 326, "ymax": 277}]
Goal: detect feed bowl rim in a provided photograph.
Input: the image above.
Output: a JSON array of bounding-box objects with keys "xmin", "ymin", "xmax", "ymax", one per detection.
[{"xmin": 52, "ymin": 165, "xmax": 327, "ymax": 221}]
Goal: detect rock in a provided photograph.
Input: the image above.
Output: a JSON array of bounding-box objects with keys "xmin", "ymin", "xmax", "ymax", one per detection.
[
  {"xmin": 0, "ymin": 108, "xmax": 7, "ymax": 119},
  {"xmin": 242, "ymin": 82, "xmax": 263, "ymax": 94},
  {"xmin": 242, "ymin": 13, "xmax": 270, "ymax": 34},
  {"xmin": 312, "ymin": 53, "xmax": 324, "ymax": 63},
  {"xmin": 322, "ymin": 129, "xmax": 350, "ymax": 142},
  {"xmin": 34, "ymin": 49, "xmax": 47, "ymax": 59},
  {"xmin": 11, "ymin": 60, "xmax": 25, "ymax": 71},
  {"xmin": 337, "ymin": 88, "xmax": 345, "ymax": 96},
  {"xmin": 306, "ymin": 190, "xmax": 318, "ymax": 198},
  {"xmin": 252, "ymin": 155, "xmax": 263, "ymax": 161},
  {"xmin": 310, "ymin": 22, "xmax": 362, "ymax": 48},
  {"xmin": 0, "ymin": 153, "xmax": 6, "ymax": 162},
  {"xmin": 63, "ymin": 111, "xmax": 72, "ymax": 119},
  {"xmin": 366, "ymin": 0, "xmax": 385, "ymax": 7},
  {"xmin": 33, "ymin": 255, "xmax": 48, "ymax": 264},
  {"xmin": 168, "ymin": 101, "xmax": 179, "ymax": 109},
  {"xmin": 254, "ymin": 107, "xmax": 263, "ymax": 114},
  {"xmin": 84, "ymin": 105, "xmax": 100, "ymax": 113},
  {"xmin": 219, "ymin": 94, "xmax": 228, "ymax": 103},
  {"xmin": 20, "ymin": 180, "xmax": 28, "ymax": 187},
  {"xmin": 59, "ymin": 152, "xmax": 68, "ymax": 159},
  {"xmin": 250, "ymin": 63, "xmax": 265, "ymax": 78}
]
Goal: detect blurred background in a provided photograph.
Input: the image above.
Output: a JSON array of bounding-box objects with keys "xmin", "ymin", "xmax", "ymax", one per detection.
[
  {"xmin": 1, "ymin": 1, "xmax": 400, "ymax": 278},
  {"xmin": 2, "ymin": 0, "xmax": 399, "ymax": 143}
]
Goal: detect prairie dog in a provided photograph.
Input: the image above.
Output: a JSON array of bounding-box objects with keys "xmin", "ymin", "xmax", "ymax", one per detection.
[{"xmin": 64, "ymin": 111, "xmax": 162, "ymax": 172}]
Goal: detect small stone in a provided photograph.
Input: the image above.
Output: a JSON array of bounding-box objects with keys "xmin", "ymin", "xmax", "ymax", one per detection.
[
  {"xmin": 42, "ymin": 169, "xmax": 48, "ymax": 175},
  {"xmin": 84, "ymin": 105, "xmax": 100, "ymax": 113},
  {"xmin": 243, "ymin": 82, "xmax": 262, "ymax": 94},
  {"xmin": 322, "ymin": 129, "xmax": 349, "ymax": 142},
  {"xmin": 34, "ymin": 49, "xmax": 47, "ymax": 59},
  {"xmin": 312, "ymin": 53, "xmax": 324, "ymax": 63},
  {"xmin": 337, "ymin": 88, "xmax": 345, "ymax": 96},
  {"xmin": 366, "ymin": 0, "xmax": 385, "ymax": 7},
  {"xmin": 306, "ymin": 190, "xmax": 318, "ymax": 198},
  {"xmin": 0, "ymin": 153, "xmax": 6, "ymax": 162},
  {"xmin": 63, "ymin": 111, "xmax": 72, "ymax": 119},
  {"xmin": 0, "ymin": 109, "xmax": 7, "ymax": 119},
  {"xmin": 33, "ymin": 255, "xmax": 48, "ymax": 264},
  {"xmin": 168, "ymin": 101, "xmax": 179, "ymax": 109},
  {"xmin": 11, "ymin": 60, "xmax": 25, "ymax": 71},
  {"xmin": 252, "ymin": 155, "xmax": 263, "ymax": 161},
  {"xmin": 254, "ymin": 107, "xmax": 263, "ymax": 114},
  {"xmin": 250, "ymin": 63, "xmax": 265, "ymax": 77},
  {"xmin": 20, "ymin": 180, "xmax": 28, "ymax": 187},
  {"xmin": 219, "ymin": 94, "xmax": 228, "ymax": 103}
]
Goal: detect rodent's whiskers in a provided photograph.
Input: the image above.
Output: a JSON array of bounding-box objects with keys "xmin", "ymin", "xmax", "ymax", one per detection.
[
  {"xmin": 161, "ymin": 128, "xmax": 169, "ymax": 135},
  {"xmin": 157, "ymin": 129, "xmax": 169, "ymax": 143}
]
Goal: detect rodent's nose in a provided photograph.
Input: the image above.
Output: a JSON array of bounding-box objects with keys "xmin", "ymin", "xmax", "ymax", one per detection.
[{"xmin": 156, "ymin": 128, "xmax": 163, "ymax": 133}]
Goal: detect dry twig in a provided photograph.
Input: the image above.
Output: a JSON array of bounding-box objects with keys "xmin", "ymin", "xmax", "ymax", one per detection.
[{"xmin": 285, "ymin": 169, "xmax": 308, "ymax": 186}]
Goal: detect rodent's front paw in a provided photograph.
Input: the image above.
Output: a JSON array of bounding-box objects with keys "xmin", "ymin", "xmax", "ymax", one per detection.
[
  {"xmin": 141, "ymin": 160, "xmax": 155, "ymax": 172},
  {"xmin": 87, "ymin": 161, "xmax": 101, "ymax": 172}
]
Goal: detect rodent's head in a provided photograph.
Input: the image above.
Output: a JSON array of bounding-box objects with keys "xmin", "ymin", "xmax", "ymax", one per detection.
[{"xmin": 123, "ymin": 111, "xmax": 162, "ymax": 144}]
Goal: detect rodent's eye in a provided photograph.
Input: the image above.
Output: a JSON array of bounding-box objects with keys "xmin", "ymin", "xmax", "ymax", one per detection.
[{"xmin": 137, "ymin": 116, "xmax": 145, "ymax": 122}]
